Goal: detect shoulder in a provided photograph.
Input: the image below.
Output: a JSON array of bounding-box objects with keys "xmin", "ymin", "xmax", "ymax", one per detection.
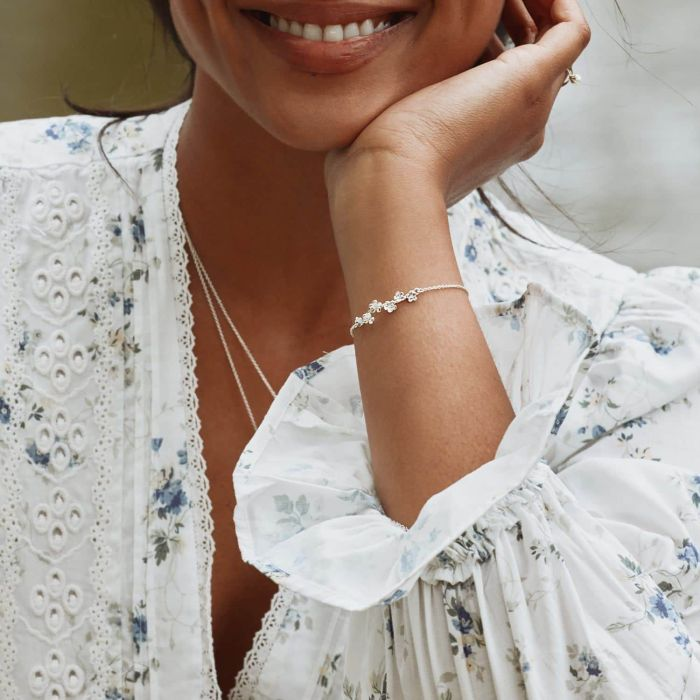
[
  {"xmin": 0, "ymin": 100, "xmax": 190, "ymax": 171},
  {"xmin": 447, "ymin": 188, "xmax": 639, "ymax": 287}
]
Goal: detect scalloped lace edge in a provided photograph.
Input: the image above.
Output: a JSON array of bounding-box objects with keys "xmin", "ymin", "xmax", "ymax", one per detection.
[
  {"xmin": 163, "ymin": 99, "xmax": 222, "ymax": 700},
  {"xmin": 162, "ymin": 100, "xmax": 292, "ymax": 700},
  {"xmin": 229, "ymin": 585, "xmax": 293, "ymax": 700},
  {"xmin": 0, "ymin": 164, "xmax": 24, "ymax": 699}
]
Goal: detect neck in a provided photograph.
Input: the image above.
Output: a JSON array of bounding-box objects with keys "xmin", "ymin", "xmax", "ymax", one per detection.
[{"xmin": 176, "ymin": 71, "xmax": 350, "ymax": 336}]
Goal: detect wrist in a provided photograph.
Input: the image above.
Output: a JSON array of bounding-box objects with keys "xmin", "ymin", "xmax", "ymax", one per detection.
[
  {"xmin": 326, "ymin": 148, "xmax": 445, "ymax": 218},
  {"xmin": 324, "ymin": 151, "xmax": 461, "ymax": 318},
  {"xmin": 326, "ymin": 150, "xmax": 447, "ymax": 254}
]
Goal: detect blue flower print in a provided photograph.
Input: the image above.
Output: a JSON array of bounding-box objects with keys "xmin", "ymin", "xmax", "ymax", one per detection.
[
  {"xmin": 177, "ymin": 446, "xmax": 188, "ymax": 466},
  {"xmin": 294, "ymin": 360, "xmax": 325, "ymax": 382},
  {"xmin": 579, "ymin": 650, "xmax": 602, "ymax": 677},
  {"xmin": 677, "ymin": 539, "xmax": 700, "ymax": 570},
  {"xmin": 131, "ymin": 208, "xmax": 146, "ymax": 251},
  {"xmin": 381, "ymin": 588, "xmax": 407, "ymax": 605},
  {"xmin": 632, "ymin": 326, "xmax": 679, "ymax": 356},
  {"xmin": 649, "ymin": 328, "xmax": 677, "ymax": 355},
  {"xmin": 451, "ymin": 604, "xmax": 475, "ymax": 635},
  {"xmin": 649, "ymin": 591, "xmax": 679, "ymax": 622},
  {"xmin": 0, "ymin": 396, "xmax": 10, "ymax": 424},
  {"xmin": 151, "ymin": 437, "xmax": 163, "ymax": 453},
  {"xmin": 384, "ymin": 606, "xmax": 395, "ymax": 650},
  {"xmin": 108, "ymin": 214, "xmax": 122, "ymax": 238},
  {"xmin": 131, "ymin": 610, "xmax": 148, "ymax": 654},
  {"xmin": 566, "ymin": 645, "xmax": 606, "ymax": 693},
  {"xmin": 44, "ymin": 118, "xmax": 94, "ymax": 153},
  {"xmin": 26, "ymin": 441, "xmax": 50, "ymax": 467},
  {"xmin": 464, "ymin": 241, "xmax": 478, "ymax": 262},
  {"xmin": 446, "ymin": 592, "xmax": 486, "ymax": 671},
  {"xmin": 105, "ymin": 690, "xmax": 126, "ymax": 700},
  {"xmin": 689, "ymin": 475, "xmax": 700, "ymax": 509},
  {"xmin": 591, "ymin": 424, "xmax": 607, "ymax": 439},
  {"xmin": 675, "ymin": 632, "xmax": 691, "ymax": 653},
  {"xmin": 153, "ymin": 468, "xmax": 189, "ymax": 518},
  {"xmin": 551, "ymin": 402, "xmax": 570, "ymax": 435}
]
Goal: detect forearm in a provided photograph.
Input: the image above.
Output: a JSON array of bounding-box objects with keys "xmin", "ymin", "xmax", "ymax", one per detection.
[{"xmin": 328, "ymin": 154, "xmax": 515, "ymax": 527}]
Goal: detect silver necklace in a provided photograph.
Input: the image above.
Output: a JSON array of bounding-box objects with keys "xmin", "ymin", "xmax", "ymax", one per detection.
[{"xmin": 184, "ymin": 230, "xmax": 276, "ymax": 431}]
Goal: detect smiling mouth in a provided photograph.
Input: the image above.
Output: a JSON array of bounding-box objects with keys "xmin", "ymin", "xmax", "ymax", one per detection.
[{"xmin": 241, "ymin": 9, "xmax": 415, "ymax": 41}]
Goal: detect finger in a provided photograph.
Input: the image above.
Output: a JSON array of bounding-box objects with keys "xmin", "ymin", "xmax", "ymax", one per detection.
[
  {"xmin": 534, "ymin": 0, "xmax": 591, "ymax": 77},
  {"xmin": 501, "ymin": 0, "xmax": 538, "ymax": 45},
  {"xmin": 520, "ymin": 0, "xmax": 553, "ymax": 31},
  {"xmin": 489, "ymin": 33, "xmax": 508, "ymax": 57},
  {"xmin": 524, "ymin": 0, "xmax": 588, "ymax": 35},
  {"xmin": 476, "ymin": 33, "xmax": 507, "ymax": 64}
]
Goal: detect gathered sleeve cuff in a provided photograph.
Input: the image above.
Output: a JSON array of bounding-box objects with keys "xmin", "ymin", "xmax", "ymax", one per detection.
[{"xmin": 233, "ymin": 283, "xmax": 602, "ymax": 611}]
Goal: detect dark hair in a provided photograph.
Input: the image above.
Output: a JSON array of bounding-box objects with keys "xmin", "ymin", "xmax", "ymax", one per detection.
[
  {"xmin": 63, "ymin": 1, "xmax": 194, "ymax": 120},
  {"xmin": 65, "ymin": 0, "xmax": 569, "ymax": 247}
]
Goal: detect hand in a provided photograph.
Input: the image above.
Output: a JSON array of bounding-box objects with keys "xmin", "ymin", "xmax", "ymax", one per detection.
[{"xmin": 324, "ymin": 0, "xmax": 591, "ymax": 208}]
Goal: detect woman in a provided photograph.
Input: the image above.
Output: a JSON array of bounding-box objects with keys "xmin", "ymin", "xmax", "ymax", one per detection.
[{"xmin": 1, "ymin": 0, "xmax": 699, "ymax": 697}]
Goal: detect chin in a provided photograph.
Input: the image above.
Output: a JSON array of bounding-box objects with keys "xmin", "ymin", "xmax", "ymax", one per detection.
[{"xmin": 244, "ymin": 86, "xmax": 404, "ymax": 151}]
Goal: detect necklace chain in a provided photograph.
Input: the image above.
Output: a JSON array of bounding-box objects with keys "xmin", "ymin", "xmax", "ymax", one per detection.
[{"xmin": 184, "ymin": 229, "xmax": 276, "ymax": 432}]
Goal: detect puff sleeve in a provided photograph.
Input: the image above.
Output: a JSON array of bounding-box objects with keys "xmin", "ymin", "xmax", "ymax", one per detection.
[{"xmin": 233, "ymin": 281, "xmax": 700, "ymax": 699}]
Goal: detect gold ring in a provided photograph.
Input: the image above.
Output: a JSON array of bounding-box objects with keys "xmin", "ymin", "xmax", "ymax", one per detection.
[{"xmin": 563, "ymin": 67, "xmax": 582, "ymax": 86}]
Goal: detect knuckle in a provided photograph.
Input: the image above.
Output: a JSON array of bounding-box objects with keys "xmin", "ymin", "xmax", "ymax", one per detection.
[
  {"xmin": 521, "ymin": 20, "xmax": 538, "ymax": 43},
  {"xmin": 524, "ymin": 131, "xmax": 546, "ymax": 159},
  {"xmin": 575, "ymin": 21, "xmax": 592, "ymax": 49}
]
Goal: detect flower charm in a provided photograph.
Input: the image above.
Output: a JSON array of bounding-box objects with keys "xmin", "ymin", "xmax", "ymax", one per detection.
[{"xmin": 351, "ymin": 284, "xmax": 466, "ymax": 337}]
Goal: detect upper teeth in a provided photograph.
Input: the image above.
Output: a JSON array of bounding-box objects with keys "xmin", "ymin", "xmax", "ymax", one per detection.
[{"xmin": 269, "ymin": 14, "xmax": 396, "ymax": 41}]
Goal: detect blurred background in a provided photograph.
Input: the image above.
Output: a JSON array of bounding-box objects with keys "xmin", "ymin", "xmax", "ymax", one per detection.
[{"xmin": 1, "ymin": 0, "xmax": 698, "ymax": 270}]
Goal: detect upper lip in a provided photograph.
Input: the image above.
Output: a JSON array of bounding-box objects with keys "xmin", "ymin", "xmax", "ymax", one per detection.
[{"xmin": 239, "ymin": 1, "xmax": 418, "ymax": 26}]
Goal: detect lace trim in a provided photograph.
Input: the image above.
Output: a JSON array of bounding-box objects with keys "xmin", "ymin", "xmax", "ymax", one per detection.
[
  {"xmin": 229, "ymin": 586, "xmax": 293, "ymax": 700},
  {"xmin": 84, "ymin": 161, "xmax": 119, "ymax": 697},
  {"xmin": 162, "ymin": 101, "xmax": 222, "ymax": 700},
  {"xmin": 0, "ymin": 167, "xmax": 25, "ymax": 698},
  {"xmin": 162, "ymin": 100, "xmax": 295, "ymax": 700}
]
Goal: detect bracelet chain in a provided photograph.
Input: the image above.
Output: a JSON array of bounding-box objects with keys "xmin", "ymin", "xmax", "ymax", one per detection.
[{"xmin": 349, "ymin": 283, "xmax": 469, "ymax": 337}]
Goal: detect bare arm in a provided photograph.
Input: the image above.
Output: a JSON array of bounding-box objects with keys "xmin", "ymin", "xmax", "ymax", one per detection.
[
  {"xmin": 328, "ymin": 157, "xmax": 514, "ymax": 527},
  {"xmin": 325, "ymin": 0, "xmax": 591, "ymax": 527}
]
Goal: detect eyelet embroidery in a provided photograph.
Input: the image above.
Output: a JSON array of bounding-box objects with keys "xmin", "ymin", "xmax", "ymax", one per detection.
[
  {"xmin": 29, "ymin": 487, "xmax": 84, "ymax": 555},
  {"xmin": 28, "ymin": 182, "xmax": 86, "ymax": 249},
  {"xmin": 27, "ymin": 404, "xmax": 88, "ymax": 477},
  {"xmin": 31, "ymin": 331, "xmax": 90, "ymax": 394},
  {"xmin": 27, "ymin": 649, "xmax": 84, "ymax": 697},
  {"xmin": 29, "ymin": 251, "xmax": 88, "ymax": 326},
  {"xmin": 1, "ymin": 163, "xmax": 117, "ymax": 697}
]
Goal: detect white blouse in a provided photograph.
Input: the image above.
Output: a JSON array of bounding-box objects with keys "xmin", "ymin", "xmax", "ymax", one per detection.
[{"xmin": 1, "ymin": 98, "xmax": 700, "ymax": 700}]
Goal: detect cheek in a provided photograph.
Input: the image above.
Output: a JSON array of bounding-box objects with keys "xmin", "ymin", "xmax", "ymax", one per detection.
[{"xmin": 177, "ymin": 0, "xmax": 504, "ymax": 151}]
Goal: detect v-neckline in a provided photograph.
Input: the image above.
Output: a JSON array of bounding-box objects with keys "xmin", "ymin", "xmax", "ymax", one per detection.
[{"xmin": 160, "ymin": 98, "xmax": 352, "ymax": 699}]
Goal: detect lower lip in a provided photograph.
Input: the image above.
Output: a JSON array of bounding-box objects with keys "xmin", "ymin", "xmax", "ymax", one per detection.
[{"xmin": 240, "ymin": 11, "xmax": 416, "ymax": 75}]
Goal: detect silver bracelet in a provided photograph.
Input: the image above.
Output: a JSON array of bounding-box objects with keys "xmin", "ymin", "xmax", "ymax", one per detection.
[{"xmin": 349, "ymin": 284, "xmax": 469, "ymax": 337}]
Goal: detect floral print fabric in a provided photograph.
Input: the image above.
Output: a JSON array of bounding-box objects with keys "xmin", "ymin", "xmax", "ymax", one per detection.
[
  {"xmin": 232, "ymin": 146, "xmax": 700, "ymax": 695},
  {"xmin": 1, "ymin": 98, "xmax": 700, "ymax": 699}
]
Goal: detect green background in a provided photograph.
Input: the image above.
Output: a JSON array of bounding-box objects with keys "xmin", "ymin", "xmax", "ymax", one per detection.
[{"xmin": 0, "ymin": 0, "xmax": 190, "ymax": 120}]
